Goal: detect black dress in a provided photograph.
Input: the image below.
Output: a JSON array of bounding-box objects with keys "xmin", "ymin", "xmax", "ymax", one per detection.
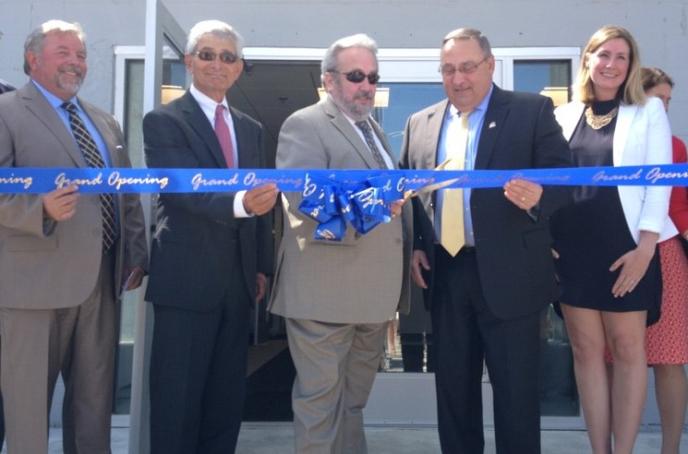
[{"xmin": 550, "ymin": 99, "xmax": 661, "ymax": 324}]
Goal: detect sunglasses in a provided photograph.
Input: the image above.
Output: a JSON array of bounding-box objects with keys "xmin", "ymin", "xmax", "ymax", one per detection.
[
  {"xmin": 194, "ymin": 50, "xmax": 239, "ymax": 64},
  {"xmin": 331, "ymin": 70, "xmax": 380, "ymax": 84}
]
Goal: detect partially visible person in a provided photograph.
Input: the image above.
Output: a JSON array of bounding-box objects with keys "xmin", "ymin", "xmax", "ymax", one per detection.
[
  {"xmin": 552, "ymin": 26, "xmax": 674, "ymax": 454},
  {"xmin": 0, "ymin": 20, "xmax": 148, "ymax": 454},
  {"xmin": 0, "ymin": 76, "xmax": 13, "ymax": 452},
  {"xmin": 144, "ymin": 20, "xmax": 277, "ymax": 454},
  {"xmin": 270, "ymin": 33, "xmax": 412, "ymax": 453},
  {"xmin": 0, "ymin": 79, "xmax": 14, "ymax": 94},
  {"xmin": 401, "ymin": 27, "xmax": 571, "ymax": 453},
  {"xmin": 640, "ymin": 66, "xmax": 688, "ymax": 454}
]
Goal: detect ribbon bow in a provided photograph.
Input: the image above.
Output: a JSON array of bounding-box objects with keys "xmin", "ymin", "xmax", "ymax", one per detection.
[{"xmin": 298, "ymin": 173, "xmax": 404, "ymax": 241}]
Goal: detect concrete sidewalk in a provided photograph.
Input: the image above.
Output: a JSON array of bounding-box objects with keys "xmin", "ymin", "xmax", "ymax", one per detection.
[{"xmin": 33, "ymin": 423, "xmax": 686, "ymax": 453}]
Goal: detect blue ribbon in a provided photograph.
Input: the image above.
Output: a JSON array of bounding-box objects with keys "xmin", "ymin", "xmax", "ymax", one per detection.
[
  {"xmin": 298, "ymin": 173, "xmax": 404, "ymax": 240},
  {"xmin": 1, "ymin": 164, "xmax": 687, "ymax": 241},
  {"xmin": 1, "ymin": 164, "xmax": 688, "ymax": 194},
  {"xmin": 0, "ymin": 164, "xmax": 688, "ymax": 240}
]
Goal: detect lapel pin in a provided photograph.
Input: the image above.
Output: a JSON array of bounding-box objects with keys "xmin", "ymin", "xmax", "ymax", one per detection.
[{"xmin": 488, "ymin": 121, "xmax": 496, "ymax": 129}]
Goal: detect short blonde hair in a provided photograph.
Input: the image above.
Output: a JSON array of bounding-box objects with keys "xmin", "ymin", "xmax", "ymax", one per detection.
[{"xmin": 573, "ymin": 25, "xmax": 645, "ymax": 105}]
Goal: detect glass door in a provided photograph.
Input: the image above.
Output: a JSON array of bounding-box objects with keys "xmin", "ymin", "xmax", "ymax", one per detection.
[
  {"xmin": 117, "ymin": 42, "xmax": 584, "ymax": 430},
  {"xmin": 231, "ymin": 47, "xmax": 583, "ymax": 429}
]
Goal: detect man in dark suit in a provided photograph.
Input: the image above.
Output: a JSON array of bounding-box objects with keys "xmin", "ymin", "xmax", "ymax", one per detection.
[
  {"xmin": 0, "ymin": 20, "xmax": 148, "ymax": 454},
  {"xmin": 400, "ymin": 28, "xmax": 571, "ymax": 454},
  {"xmin": 143, "ymin": 19, "xmax": 278, "ymax": 454}
]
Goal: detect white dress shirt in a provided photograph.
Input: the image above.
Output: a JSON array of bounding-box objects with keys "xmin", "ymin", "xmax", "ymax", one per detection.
[{"xmin": 189, "ymin": 84, "xmax": 250, "ymax": 218}]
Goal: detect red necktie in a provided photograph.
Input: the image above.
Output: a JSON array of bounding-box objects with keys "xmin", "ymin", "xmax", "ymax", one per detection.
[{"xmin": 214, "ymin": 104, "xmax": 235, "ymax": 168}]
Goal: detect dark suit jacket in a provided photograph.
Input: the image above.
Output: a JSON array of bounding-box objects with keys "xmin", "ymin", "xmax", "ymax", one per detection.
[
  {"xmin": 0, "ymin": 79, "xmax": 14, "ymax": 94},
  {"xmin": 143, "ymin": 91, "xmax": 273, "ymax": 311},
  {"xmin": 400, "ymin": 85, "xmax": 572, "ymax": 320}
]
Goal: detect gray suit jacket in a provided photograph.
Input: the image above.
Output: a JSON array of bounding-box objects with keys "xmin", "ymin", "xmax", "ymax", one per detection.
[
  {"xmin": 0, "ymin": 82, "xmax": 148, "ymax": 309},
  {"xmin": 269, "ymin": 97, "xmax": 412, "ymax": 324}
]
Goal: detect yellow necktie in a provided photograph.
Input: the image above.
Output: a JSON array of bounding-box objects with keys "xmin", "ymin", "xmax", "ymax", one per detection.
[{"xmin": 440, "ymin": 111, "xmax": 470, "ymax": 257}]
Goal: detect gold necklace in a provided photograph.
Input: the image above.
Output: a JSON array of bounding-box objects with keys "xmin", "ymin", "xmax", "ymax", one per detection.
[{"xmin": 584, "ymin": 106, "xmax": 618, "ymax": 130}]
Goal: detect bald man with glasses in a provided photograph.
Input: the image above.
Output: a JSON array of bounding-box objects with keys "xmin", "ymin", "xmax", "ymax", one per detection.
[
  {"xmin": 401, "ymin": 28, "xmax": 572, "ymax": 453},
  {"xmin": 269, "ymin": 33, "xmax": 412, "ymax": 454}
]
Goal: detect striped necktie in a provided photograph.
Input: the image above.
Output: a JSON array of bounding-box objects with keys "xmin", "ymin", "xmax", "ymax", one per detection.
[
  {"xmin": 355, "ymin": 120, "xmax": 388, "ymax": 169},
  {"xmin": 61, "ymin": 102, "xmax": 117, "ymax": 251}
]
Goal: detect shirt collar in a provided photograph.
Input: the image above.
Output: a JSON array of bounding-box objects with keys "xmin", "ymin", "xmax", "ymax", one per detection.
[
  {"xmin": 448, "ymin": 84, "xmax": 494, "ymax": 118},
  {"xmin": 343, "ymin": 112, "xmax": 372, "ymax": 128},
  {"xmin": 31, "ymin": 79, "xmax": 80, "ymax": 111},
  {"xmin": 190, "ymin": 83, "xmax": 229, "ymax": 112}
]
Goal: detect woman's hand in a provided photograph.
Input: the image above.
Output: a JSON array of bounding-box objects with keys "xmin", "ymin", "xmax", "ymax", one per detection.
[{"xmin": 609, "ymin": 231, "xmax": 659, "ymax": 298}]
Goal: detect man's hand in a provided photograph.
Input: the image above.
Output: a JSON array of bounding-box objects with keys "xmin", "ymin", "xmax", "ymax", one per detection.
[
  {"xmin": 42, "ymin": 185, "xmax": 79, "ymax": 222},
  {"xmin": 256, "ymin": 272, "xmax": 268, "ymax": 303},
  {"xmin": 390, "ymin": 199, "xmax": 404, "ymax": 218},
  {"xmin": 122, "ymin": 266, "xmax": 145, "ymax": 291},
  {"xmin": 503, "ymin": 179, "xmax": 543, "ymax": 211},
  {"xmin": 243, "ymin": 183, "xmax": 278, "ymax": 216},
  {"xmin": 411, "ymin": 250, "xmax": 431, "ymax": 289}
]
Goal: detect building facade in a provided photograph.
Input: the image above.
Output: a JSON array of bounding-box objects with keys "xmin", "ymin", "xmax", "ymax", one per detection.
[{"xmin": 1, "ymin": 0, "xmax": 686, "ymax": 440}]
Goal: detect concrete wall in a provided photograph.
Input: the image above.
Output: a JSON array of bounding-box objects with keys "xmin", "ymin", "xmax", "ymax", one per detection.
[
  {"xmin": 1, "ymin": 0, "xmax": 686, "ymax": 140},
  {"xmin": 0, "ymin": 1, "xmax": 145, "ymax": 111}
]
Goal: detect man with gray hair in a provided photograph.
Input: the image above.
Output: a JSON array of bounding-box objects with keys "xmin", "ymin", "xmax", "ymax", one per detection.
[
  {"xmin": 0, "ymin": 19, "xmax": 148, "ymax": 454},
  {"xmin": 269, "ymin": 33, "xmax": 412, "ymax": 453},
  {"xmin": 143, "ymin": 19, "xmax": 277, "ymax": 454}
]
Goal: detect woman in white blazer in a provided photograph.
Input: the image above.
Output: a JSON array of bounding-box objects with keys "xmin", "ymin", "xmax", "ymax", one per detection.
[{"xmin": 551, "ymin": 25, "xmax": 674, "ymax": 454}]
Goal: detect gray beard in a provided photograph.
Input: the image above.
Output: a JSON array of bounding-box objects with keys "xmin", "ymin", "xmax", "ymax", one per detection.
[
  {"xmin": 330, "ymin": 95, "xmax": 373, "ymax": 122},
  {"xmin": 55, "ymin": 74, "xmax": 83, "ymax": 98}
]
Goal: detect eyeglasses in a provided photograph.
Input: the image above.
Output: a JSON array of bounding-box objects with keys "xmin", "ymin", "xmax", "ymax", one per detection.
[
  {"xmin": 331, "ymin": 69, "xmax": 380, "ymax": 85},
  {"xmin": 194, "ymin": 50, "xmax": 239, "ymax": 64},
  {"xmin": 439, "ymin": 56, "xmax": 489, "ymax": 77}
]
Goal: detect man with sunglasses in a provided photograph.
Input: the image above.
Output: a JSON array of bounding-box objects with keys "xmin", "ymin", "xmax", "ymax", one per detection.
[
  {"xmin": 269, "ymin": 33, "xmax": 412, "ymax": 453},
  {"xmin": 400, "ymin": 28, "xmax": 572, "ymax": 453},
  {"xmin": 143, "ymin": 19, "xmax": 277, "ymax": 454}
]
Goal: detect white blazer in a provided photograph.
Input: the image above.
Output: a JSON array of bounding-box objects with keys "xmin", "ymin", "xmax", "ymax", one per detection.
[{"xmin": 555, "ymin": 97, "xmax": 677, "ymax": 242}]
